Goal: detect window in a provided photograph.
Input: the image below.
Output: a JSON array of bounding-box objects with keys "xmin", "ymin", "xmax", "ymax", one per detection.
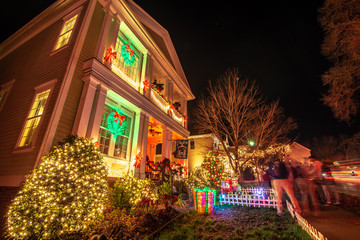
[
  {"xmin": 54, "ymin": 14, "xmax": 78, "ymax": 51},
  {"xmin": 18, "ymin": 89, "xmax": 51, "ymax": 147},
  {"xmin": 0, "ymin": 80, "xmax": 15, "ymax": 112},
  {"xmin": 112, "ymin": 31, "xmax": 143, "ymax": 87},
  {"xmin": 156, "ymin": 143, "xmax": 162, "ymax": 155},
  {"xmin": 98, "ymin": 104, "xmax": 134, "ymax": 160},
  {"xmin": 190, "ymin": 140, "xmax": 195, "ymax": 149}
]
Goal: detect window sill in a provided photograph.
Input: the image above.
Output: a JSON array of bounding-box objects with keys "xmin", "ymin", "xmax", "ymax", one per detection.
[{"xmin": 13, "ymin": 147, "xmax": 35, "ymax": 154}]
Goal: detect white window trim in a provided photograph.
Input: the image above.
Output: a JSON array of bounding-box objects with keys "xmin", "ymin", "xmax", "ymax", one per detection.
[
  {"xmin": 0, "ymin": 79, "xmax": 15, "ymax": 112},
  {"xmin": 14, "ymin": 79, "xmax": 57, "ymax": 153},
  {"xmin": 51, "ymin": 6, "xmax": 83, "ymax": 54}
]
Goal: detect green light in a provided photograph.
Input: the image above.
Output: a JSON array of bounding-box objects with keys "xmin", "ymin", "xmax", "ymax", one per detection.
[
  {"xmin": 107, "ymin": 110, "xmax": 127, "ymax": 136},
  {"xmin": 248, "ymin": 140, "xmax": 255, "ymax": 147}
]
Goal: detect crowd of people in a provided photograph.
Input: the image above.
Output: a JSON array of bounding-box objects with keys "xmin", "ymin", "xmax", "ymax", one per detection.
[{"xmin": 266, "ymin": 154, "xmax": 340, "ymax": 217}]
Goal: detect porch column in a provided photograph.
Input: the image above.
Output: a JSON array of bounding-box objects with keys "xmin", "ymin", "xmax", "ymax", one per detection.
[
  {"xmin": 135, "ymin": 111, "xmax": 150, "ymax": 179},
  {"xmin": 86, "ymin": 83, "xmax": 108, "ymax": 140},
  {"xmin": 144, "ymin": 53, "xmax": 153, "ymax": 99},
  {"xmin": 161, "ymin": 126, "xmax": 172, "ymax": 159},
  {"xmin": 182, "ymin": 96, "xmax": 188, "ymax": 129},
  {"xmin": 72, "ymin": 76, "xmax": 99, "ymax": 137}
]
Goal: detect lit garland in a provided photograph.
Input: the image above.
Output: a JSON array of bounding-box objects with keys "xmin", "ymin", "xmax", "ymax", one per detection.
[{"xmin": 6, "ymin": 136, "xmax": 108, "ymax": 239}]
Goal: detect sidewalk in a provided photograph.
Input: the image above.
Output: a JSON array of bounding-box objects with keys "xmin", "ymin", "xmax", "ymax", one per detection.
[{"xmin": 305, "ymin": 205, "xmax": 360, "ymax": 240}]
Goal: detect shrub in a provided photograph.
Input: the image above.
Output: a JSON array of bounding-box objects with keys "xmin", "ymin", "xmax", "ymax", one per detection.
[
  {"xmin": 111, "ymin": 175, "xmax": 157, "ymax": 210},
  {"xmin": 6, "ymin": 136, "xmax": 108, "ymax": 239}
]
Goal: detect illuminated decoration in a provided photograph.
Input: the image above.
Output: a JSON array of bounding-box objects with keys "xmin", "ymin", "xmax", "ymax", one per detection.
[
  {"xmin": 5, "ymin": 136, "xmax": 108, "ymax": 239},
  {"xmin": 192, "ymin": 187, "xmax": 216, "ymax": 214},
  {"xmin": 202, "ymin": 151, "xmax": 225, "ymax": 188},
  {"xmin": 134, "ymin": 152, "xmax": 142, "ymax": 168},
  {"xmin": 111, "ymin": 64, "xmax": 140, "ymax": 88},
  {"xmin": 248, "ymin": 140, "xmax": 256, "ymax": 147},
  {"xmin": 107, "ymin": 110, "xmax": 127, "ymax": 136},
  {"xmin": 151, "ymin": 89, "xmax": 170, "ymax": 113},
  {"xmin": 104, "ymin": 47, "xmax": 117, "ymax": 62},
  {"xmin": 121, "ymin": 44, "xmax": 135, "ymax": 65},
  {"xmin": 142, "ymin": 79, "xmax": 149, "ymax": 94}
]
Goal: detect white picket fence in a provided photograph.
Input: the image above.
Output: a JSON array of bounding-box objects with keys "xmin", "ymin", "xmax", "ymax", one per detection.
[
  {"xmin": 219, "ymin": 193, "xmax": 277, "ymax": 208},
  {"xmin": 240, "ymin": 188, "xmax": 276, "ymax": 197},
  {"xmin": 286, "ymin": 200, "xmax": 328, "ymax": 240}
]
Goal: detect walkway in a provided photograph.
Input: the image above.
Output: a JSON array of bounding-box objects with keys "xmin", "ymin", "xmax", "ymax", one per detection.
[{"xmin": 305, "ymin": 205, "xmax": 360, "ymax": 240}]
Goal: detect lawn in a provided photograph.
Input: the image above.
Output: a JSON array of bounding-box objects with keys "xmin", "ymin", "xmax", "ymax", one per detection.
[{"xmin": 148, "ymin": 205, "xmax": 312, "ymax": 240}]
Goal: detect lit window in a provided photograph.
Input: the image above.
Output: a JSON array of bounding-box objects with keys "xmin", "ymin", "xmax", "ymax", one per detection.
[
  {"xmin": 98, "ymin": 104, "xmax": 133, "ymax": 160},
  {"xmin": 18, "ymin": 89, "xmax": 51, "ymax": 147},
  {"xmin": 111, "ymin": 32, "xmax": 142, "ymax": 87},
  {"xmin": 54, "ymin": 14, "xmax": 78, "ymax": 50}
]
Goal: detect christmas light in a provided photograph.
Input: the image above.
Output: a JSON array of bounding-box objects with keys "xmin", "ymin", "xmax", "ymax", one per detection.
[{"xmin": 6, "ymin": 136, "xmax": 108, "ymax": 239}]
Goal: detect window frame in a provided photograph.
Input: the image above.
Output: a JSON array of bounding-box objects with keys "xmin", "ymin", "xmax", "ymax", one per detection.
[
  {"xmin": 14, "ymin": 80, "xmax": 56, "ymax": 152},
  {"xmin": 0, "ymin": 79, "xmax": 15, "ymax": 113},
  {"xmin": 98, "ymin": 101, "xmax": 135, "ymax": 161},
  {"xmin": 111, "ymin": 31, "xmax": 143, "ymax": 87},
  {"xmin": 52, "ymin": 7, "xmax": 82, "ymax": 53}
]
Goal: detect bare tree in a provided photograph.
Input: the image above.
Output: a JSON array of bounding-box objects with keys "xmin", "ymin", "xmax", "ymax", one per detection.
[
  {"xmin": 319, "ymin": 0, "xmax": 360, "ymax": 122},
  {"xmin": 195, "ymin": 68, "xmax": 296, "ymax": 176}
]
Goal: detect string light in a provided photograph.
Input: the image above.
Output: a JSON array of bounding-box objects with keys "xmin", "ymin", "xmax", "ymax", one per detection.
[{"xmin": 6, "ymin": 136, "xmax": 108, "ymax": 239}]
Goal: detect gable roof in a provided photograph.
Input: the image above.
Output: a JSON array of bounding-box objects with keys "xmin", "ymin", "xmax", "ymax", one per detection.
[{"xmin": 126, "ymin": 0, "xmax": 194, "ymax": 99}]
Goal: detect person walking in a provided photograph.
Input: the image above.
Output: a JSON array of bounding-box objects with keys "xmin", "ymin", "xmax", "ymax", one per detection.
[
  {"xmin": 321, "ymin": 163, "xmax": 340, "ymax": 205},
  {"xmin": 268, "ymin": 155, "xmax": 302, "ymax": 216}
]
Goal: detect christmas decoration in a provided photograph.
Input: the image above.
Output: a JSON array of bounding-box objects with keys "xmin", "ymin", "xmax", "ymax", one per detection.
[
  {"xmin": 142, "ymin": 79, "xmax": 149, "ymax": 94},
  {"xmin": 107, "ymin": 110, "xmax": 127, "ymax": 136},
  {"xmin": 134, "ymin": 152, "xmax": 142, "ymax": 168},
  {"xmin": 121, "ymin": 44, "xmax": 135, "ymax": 65},
  {"xmin": 201, "ymin": 151, "xmax": 225, "ymax": 188},
  {"xmin": 104, "ymin": 47, "xmax": 117, "ymax": 62},
  {"xmin": 192, "ymin": 187, "xmax": 216, "ymax": 214},
  {"xmin": 6, "ymin": 135, "xmax": 108, "ymax": 239}
]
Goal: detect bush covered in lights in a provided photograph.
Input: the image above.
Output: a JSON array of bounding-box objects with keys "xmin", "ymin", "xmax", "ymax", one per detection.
[
  {"xmin": 111, "ymin": 175, "xmax": 157, "ymax": 210},
  {"xmin": 6, "ymin": 135, "xmax": 108, "ymax": 239}
]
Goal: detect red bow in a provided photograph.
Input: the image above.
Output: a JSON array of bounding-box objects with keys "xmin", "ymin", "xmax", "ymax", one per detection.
[
  {"xmin": 143, "ymin": 79, "xmax": 149, "ymax": 93},
  {"xmin": 114, "ymin": 111, "xmax": 125, "ymax": 124},
  {"xmin": 104, "ymin": 47, "xmax": 117, "ymax": 62},
  {"xmin": 126, "ymin": 44, "xmax": 134, "ymax": 58}
]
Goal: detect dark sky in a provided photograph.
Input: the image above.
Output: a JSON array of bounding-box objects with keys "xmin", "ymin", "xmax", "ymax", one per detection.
[{"xmin": 1, "ymin": 0, "xmax": 359, "ymax": 144}]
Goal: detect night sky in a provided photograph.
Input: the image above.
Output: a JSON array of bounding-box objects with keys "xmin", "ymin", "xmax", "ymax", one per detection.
[{"xmin": 1, "ymin": 0, "xmax": 359, "ymax": 144}]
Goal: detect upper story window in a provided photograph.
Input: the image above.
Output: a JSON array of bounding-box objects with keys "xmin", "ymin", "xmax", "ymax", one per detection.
[
  {"xmin": 0, "ymin": 80, "xmax": 15, "ymax": 112},
  {"xmin": 112, "ymin": 31, "xmax": 143, "ymax": 88},
  {"xmin": 98, "ymin": 103, "xmax": 134, "ymax": 160},
  {"xmin": 53, "ymin": 12, "xmax": 79, "ymax": 51},
  {"xmin": 17, "ymin": 79, "xmax": 56, "ymax": 149}
]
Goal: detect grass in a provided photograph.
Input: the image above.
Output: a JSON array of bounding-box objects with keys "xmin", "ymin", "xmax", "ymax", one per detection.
[{"xmin": 153, "ymin": 205, "xmax": 312, "ymax": 240}]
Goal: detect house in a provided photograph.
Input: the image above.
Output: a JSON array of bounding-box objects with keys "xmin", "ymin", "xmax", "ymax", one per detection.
[
  {"xmin": 0, "ymin": 0, "xmax": 194, "ymax": 193},
  {"xmin": 187, "ymin": 134, "xmax": 229, "ymax": 173}
]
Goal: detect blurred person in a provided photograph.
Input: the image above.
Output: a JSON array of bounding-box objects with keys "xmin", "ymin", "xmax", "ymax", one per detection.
[
  {"xmin": 268, "ymin": 155, "xmax": 302, "ymax": 216},
  {"xmin": 308, "ymin": 156, "xmax": 327, "ymax": 205},
  {"xmin": 294, "ymin": 163, "xmax": 321, "ymax": 216},
  {"xmin": 321, "ymin": 163, "xmax": 340, "ymax": 205}
]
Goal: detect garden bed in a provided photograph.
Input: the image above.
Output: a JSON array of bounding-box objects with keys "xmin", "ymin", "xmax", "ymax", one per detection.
[{"xmin": 151, "ymin": 205, "xmax": 312, "ymax": 240}]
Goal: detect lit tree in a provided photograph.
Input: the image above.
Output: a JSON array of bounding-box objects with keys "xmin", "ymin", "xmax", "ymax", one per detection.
[
  {"xmin": 201, "ymin": 151, "xmax": 225, "ymax": 188},
  {"xmin": 319, "ymin": 0, "xmax": 360, "ymax": 122},
  {"xmin": 6, "ymin": 135, "xmax": 108, "ymax": 239},
  {"xmin": 195, "ymin": 68, "xmax": 296, "ymax": 176}
]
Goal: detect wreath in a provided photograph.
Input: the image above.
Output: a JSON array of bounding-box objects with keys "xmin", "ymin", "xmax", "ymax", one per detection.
[
  {"xmin": 121, "ymin": 43, "xmax": 136, "ymax": 65},
  {"xmin": 107, "ymin": 110, "xmax": 127, "ymax": 136}
]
